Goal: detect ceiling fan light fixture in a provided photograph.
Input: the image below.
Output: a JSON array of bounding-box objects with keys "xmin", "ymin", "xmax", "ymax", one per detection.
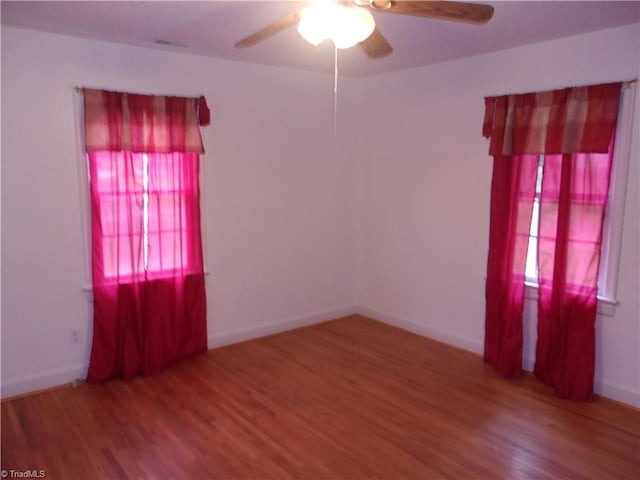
[
  {"xmin": 297, "ymin": 4, "xmax": 375, "ymax": 49},
  {"xmin": 297, "ymin": 4, "xmax": 336, "ymax": 46},
  {"xmin": 332, "ymin": 6, "xmax": 375, "ymax": 49}
]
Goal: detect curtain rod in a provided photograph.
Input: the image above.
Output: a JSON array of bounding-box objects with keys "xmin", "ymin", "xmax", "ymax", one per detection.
[
  {"xmin": 72, "ymin": 84, "xmax": 204, "ymax": 98},
  {"xmin": 486, "ymin": 79, "xmax": 636, "ymax": 99}
]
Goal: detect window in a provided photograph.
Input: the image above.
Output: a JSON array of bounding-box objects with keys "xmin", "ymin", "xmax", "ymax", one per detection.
[
  {"xmin": 81, "ymin": 88, "xmax": 208, "ymax": 382},
  {"xmin": 483, "ymin": 82, "xmax": 628, "ymax": 398},
  {"xmin": 91, "ymin": 151, "xmax": 197, "ymax": 280},
  {"xmin": 523, "ymin": 84, "xmax": 635, "ymax": 304}
]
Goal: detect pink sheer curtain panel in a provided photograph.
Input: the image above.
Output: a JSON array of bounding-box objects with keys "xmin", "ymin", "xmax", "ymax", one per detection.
[
  {"xmin": 484, "ymin": 154, "xmax": 539, "ymax": 377},
  {"xmin": 535, "ymin": 147, "xmax": 614, "ymax": 400},
  {"xmin": 88, "ymin": 151, "xmax": 145, "ymax": 380}
]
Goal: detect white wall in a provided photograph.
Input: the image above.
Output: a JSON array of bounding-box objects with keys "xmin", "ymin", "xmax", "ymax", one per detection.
[
  {"xmin": 1, "ymin": 26, "xmax": 359, "ymax": 397},
  {"xmin": 357, "ymin": 23, "xmax": 640, "ymax": 406},
  {"xmin": 3, "ymin": 23, "xmax": 639, "ymax": 407}
]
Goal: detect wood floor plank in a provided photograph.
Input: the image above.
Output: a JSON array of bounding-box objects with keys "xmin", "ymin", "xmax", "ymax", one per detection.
[{"xmin": 2, "ymin": 315, "xmax": 639, "ymax": 479}]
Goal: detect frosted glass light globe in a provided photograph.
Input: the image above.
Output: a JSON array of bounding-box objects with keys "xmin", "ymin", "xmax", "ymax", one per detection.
[
  {"xmin": 298, "ymin": 4, "xmax": 376, "ymax": 50},
  {"xmin": 298, "ymin": 4, "xmax": 338, "ymax": 46},
  {"xmin": 332, "ymin": 6, "xmax": 375, "ymax": 49}
]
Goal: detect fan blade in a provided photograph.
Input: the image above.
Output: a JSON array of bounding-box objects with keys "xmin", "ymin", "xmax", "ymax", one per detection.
[
  {"xmin": 235, "ymin": 12, "xmax": 301, "ymax": 48},
  {"xmin": 369, "ymin": 1, "xmax": 494, "ymax": 25},
  {"xmin": 359, "ymin": 27, "xmax": 393, "ymax": 59}
]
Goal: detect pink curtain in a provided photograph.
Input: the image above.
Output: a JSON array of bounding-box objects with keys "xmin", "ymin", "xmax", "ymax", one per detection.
[
  {"xmin": 483, "ymin": 82, "xmax": 621, "ymax": 400},
  {"xmin": 483, "ymin": 84, "xmax": 621, "ymax": 156},
  {"xmin": 484, "ymin": 154, "xmax": 539, "ymax": 378},
  {"xmin": 534, "ymin": 148, "xmax": 614, "ymax": 400},
  {"xmin": 84, "ymin": 89, "xmax": 208, "ymax": 382}
]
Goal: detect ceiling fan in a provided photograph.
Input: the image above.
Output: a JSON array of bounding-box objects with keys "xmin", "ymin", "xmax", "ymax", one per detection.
[{"xmin": 235, "ymin": 1, "xmax": 494, "ymax": 59}]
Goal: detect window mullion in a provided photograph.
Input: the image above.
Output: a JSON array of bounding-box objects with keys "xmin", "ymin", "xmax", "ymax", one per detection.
[{"xmin": 143, "ymin": 153, "xmax": 149, "ymax": 271}]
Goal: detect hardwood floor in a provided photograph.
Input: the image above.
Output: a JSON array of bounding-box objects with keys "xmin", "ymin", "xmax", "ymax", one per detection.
[{"xmin": 2, "ymin": 315, "xmax": 639, "ymax": 479}]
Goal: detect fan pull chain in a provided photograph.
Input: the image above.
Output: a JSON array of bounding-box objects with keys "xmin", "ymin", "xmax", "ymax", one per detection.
[{"xmin": 333, "ymin": 45, "xmax": 338, "ymax": 140}]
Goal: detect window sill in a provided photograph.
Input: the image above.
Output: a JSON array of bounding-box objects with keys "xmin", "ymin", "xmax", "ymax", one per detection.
[
  {"xmin": 523, "ymin": 281, "xmax": 618, "ymax": 317},
  {"xmin": 82, "ymin": 270, "xmax": 211, "ymax": 293}
]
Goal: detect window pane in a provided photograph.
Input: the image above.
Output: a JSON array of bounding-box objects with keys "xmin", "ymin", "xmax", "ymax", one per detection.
[
  {"xmin": 147, "ymin": 193, "xmax": 187, "ymax": 234},
  {"xmin": 569, "ymin": 204, "xmax": 605, "ymax": 242},
  {"xmin": 102, "ymin": 237, "xmax": 118, "ymax": 278},
  {"xmin": 539, "ymin": 201, "xmax": 558, "ymax": 239},
  {"xmin": 566, "ymin": 240, "xmax": 600, "ymax": 289},
  {"xmin": 570, "ymin": 152, "xmax": 611, "ymax": 203},
  {"xmin": 93, "ymin": 151, "xmax": 144, "ymax": 193},
  {"xmin": 147, "ymin": 231, "xmax": 189, "ymax": 273},
  {"xmin": 99, "ymin": 193, "xmax": 144, "ymax": 236},
  {"xmin": 538, "ymin": 237, "xmax": 555, "ymax": 281},
  {"xmin": 530, "ymin": 198, "xmax": 540, "ymax": 236},
  {"xmin": 525, "ymin": 236, "xmax": 538, "ymax": 280},
  {"xmin": 102, "ymin": 235, "xmax": 144, "ymax": 278},
  {"xmin": 147, "ymin": 153, "xmax": 186, "ymax": 192}
]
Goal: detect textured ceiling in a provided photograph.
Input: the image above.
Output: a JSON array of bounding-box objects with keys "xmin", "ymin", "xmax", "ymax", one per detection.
[{"xmin": 2, "ymin": 1, "xmax": 639, "ymax": 77}]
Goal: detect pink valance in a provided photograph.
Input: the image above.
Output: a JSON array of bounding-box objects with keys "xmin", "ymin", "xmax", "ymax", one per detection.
[
  {"xmin": 83, "ymin": 88, "xmax": 209, "ymax": 153},
  {"xmin": 483, "ymin": 82, "xmax": 621, "ymax": 156}
]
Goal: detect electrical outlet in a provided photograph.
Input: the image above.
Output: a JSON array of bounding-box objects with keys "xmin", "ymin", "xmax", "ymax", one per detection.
[{"xmin": 70, "ymin": 329, "xmax": 81, "ymax": 346}]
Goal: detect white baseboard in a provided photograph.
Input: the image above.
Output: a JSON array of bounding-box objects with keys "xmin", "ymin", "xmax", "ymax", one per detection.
[
  {"xmin": 517, "ymin": 355, "xmax": 639, "ymax": 407},
  {"xmin": 357, "ymin": 305, "xmax": 640, "ymax": 408},
  {"xmin": 208, "ymin": 305, "xmax": 359, "ymax": 349},
  {"xmin": 357, "ymin": 306, "xmax": 484, "ymax": 355},
  {"xmin": 4, "ymin": 305, "xmax": 638, "ymax": 409},
  {"xmin": 594, "ymin": 381, "xmax": 640, "ymax": 407},
  {"xmin": 1, "ymin": 306, "xmax": 358, "ymax": 400},
  {"xmin": 1, "ymin": 364, "xmax": 86, "ymax": 400}
]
